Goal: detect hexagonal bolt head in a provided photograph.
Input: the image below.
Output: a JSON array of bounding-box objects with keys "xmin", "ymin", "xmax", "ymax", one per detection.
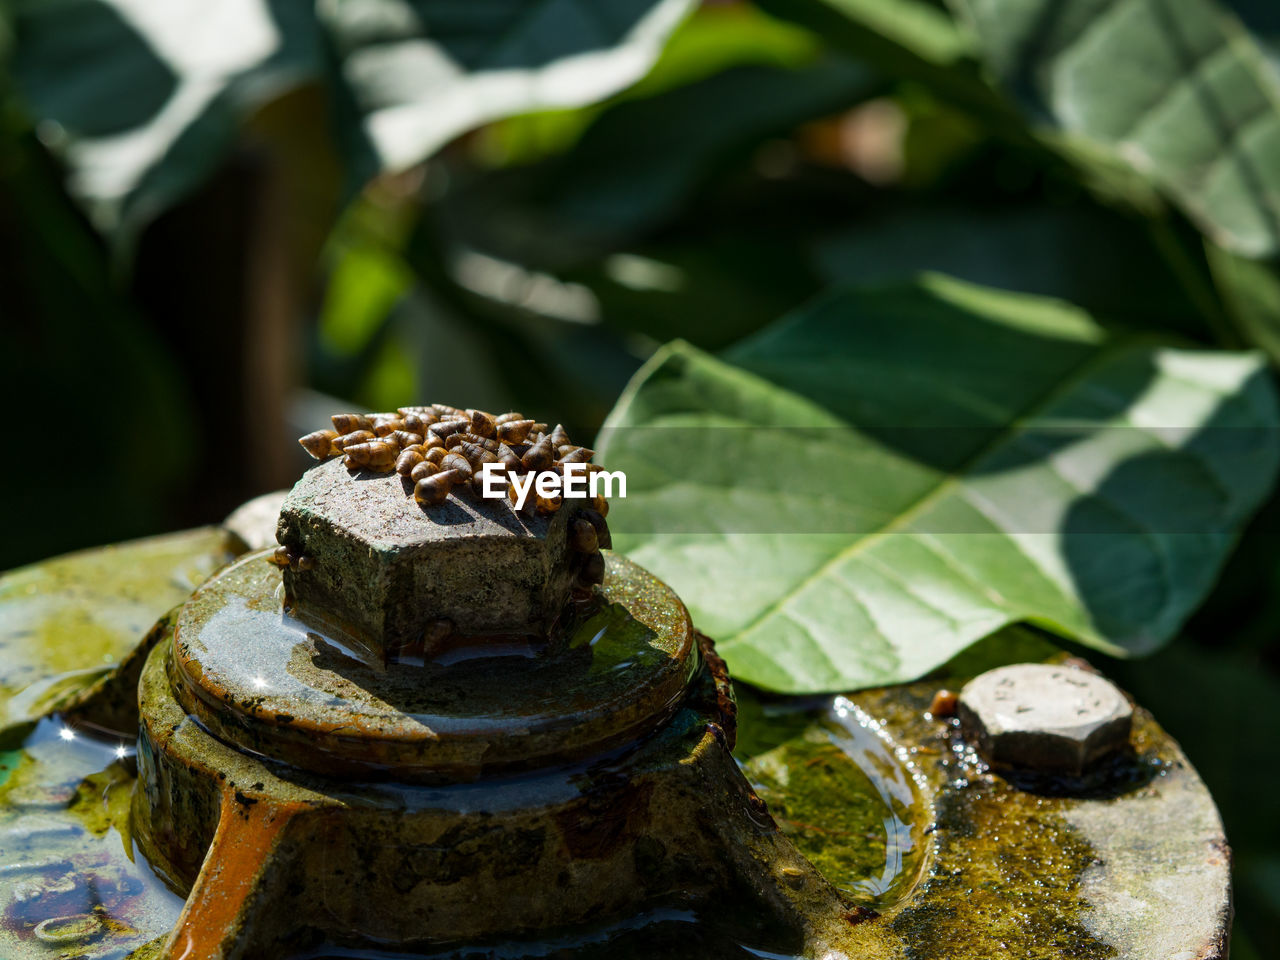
[
  {"xmin": 957, "ymin": 664, "xmax": 1133, "ymax": 776},
  {"xmin": 275, "ymin": 458, "xmax": 590, "ymax": 658}
]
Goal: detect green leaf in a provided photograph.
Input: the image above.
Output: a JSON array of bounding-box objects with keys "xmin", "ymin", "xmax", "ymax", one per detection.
[
  {"xmin": 814, "ymin": 201, "xmax": 1206, "ymax": 332},
  {"xmin": 325, "ymin": 0, "xmax": 695, "ymax": 180},
  {"xmin": 772, "ymin": 0, "xmax": 971, "ymax": 68},
  {"xmin": 477, "ymin": 1, "xmax": 823, "ymax": 168},
  {"xmin": 10, "ymin": 0, "xmax": 325, "ymax": 241},
  {"xmin": 541, "ymin": 57, "xmax": 879, "ymax": 238},
  {"xmin": 755, "ymin": 0, "xmax": 1017, "ymax": 128},
  {"xmin": 950, "ymin": 0, "xmax": 1280, "ymax": 258},
  {"xmin": 597, "ymin": 277, "xmax": 1279, "ymax": 692},
  {"xmin": 565, "ymin": 228, "xmax": 822, "ymax": 351},
  {"xmin": 1208, "ymin": 243, "xmax": 1280, "ymax": 360},
  {"xmin": 8, "ymin": 0, "xmax": 695, "ymax": 243}
]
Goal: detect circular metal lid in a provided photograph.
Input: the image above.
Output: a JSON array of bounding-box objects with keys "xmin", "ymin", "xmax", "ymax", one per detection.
[{"xmin": 170, "ymin": 550, "xmax": 697, "ymax": 782}]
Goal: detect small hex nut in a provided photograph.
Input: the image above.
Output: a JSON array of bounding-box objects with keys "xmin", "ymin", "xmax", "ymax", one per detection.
[
  {"xmin": 957, "ymin": 664, "xmax": 1133, "ymax": 775},
  {"xmin": 275, "ymin": 458, "xmax": 586, "ymax": 657}
]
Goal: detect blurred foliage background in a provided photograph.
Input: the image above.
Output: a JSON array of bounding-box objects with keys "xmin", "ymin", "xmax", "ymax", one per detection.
[{"xmin": 1, "ymin": 0, "xmax": 1279, "ymax": 953}]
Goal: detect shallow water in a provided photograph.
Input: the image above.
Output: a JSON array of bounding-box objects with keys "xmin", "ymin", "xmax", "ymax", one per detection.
[
  {"xmin": 0, "ymin": 534, "xmax": 926, "ymax": 959},
  {"xmin": 0, "ymin": 691, "xmax": 924, "ymax": 960},
  {"xmin": 0, "ymin": 719, "xmax": 184, "ymax": 959}
]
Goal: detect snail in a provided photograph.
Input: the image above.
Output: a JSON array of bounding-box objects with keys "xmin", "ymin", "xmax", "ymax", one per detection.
[
  {"xmin": 521, "ymin": 437, "xmax": 554, "ymax": 472},
  {"xmin": 396, "ymin": 449, "xmax": 425, "ymax": 476},
  {"xmin": 299, "ymin": 429, "xmax": 339, "ymax": 460},
  {"xmin": 343, "ymin": 440, "xmax": 398, "ymax": 472},
  {"xmin": 577, "ymin": 508, "xmax": 612, "ymax": 549},
  {"xmin": 332, "ymin": 413, "xmax": 373, "ymax": 435},
  {"xmin": 440, "ymin": 451, "xmax": 473, "ymax": 481},
  {"xmin": 429, "ymin": 419, "xmax": 469, "ymax": 441},
  {"xmin": 415, "ymin": 468, "xmax": 463, "ymax": 506},
  {"xmin": 391, "ymin": 430, "xmax": 425, "ymax": 448},
  {"xmin": 570, "ymin": 518, "xmax": 598, "ymax": 554},
  {"xmin": 468, "ymin": 409, "xmax": 497, "ymax": 439},
  {"xmin": 580, "ymin": 552, "xmax": 606, "ymax": 585},
  {"xmin": 298, "ymin": 405, "xmax": 610, "ymax": 519}
]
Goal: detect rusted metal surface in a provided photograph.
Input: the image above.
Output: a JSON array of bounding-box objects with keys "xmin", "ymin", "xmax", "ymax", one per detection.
[
  {"xmin": 0, "ymin": 480, "xmax": 1235, "ymax": 960},
  {"xmin": 695, "ymin": 630, "xmax": 737, "ymax": 750},
  {"xmin": 168, "ymin": 551, "xmax": 697, "ymax": 781},
  {"xmin": 275, "ymin": 458, "xmax": 592, "ymax": 654},
  {"xmin": 957, "ymin": 663, "xmax": 1134, "ymax": 775}
]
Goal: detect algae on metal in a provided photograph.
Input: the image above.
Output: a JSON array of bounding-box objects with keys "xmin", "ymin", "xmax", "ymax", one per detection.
[
  {"xmin": 0, "ymin": 720, "xmax": 184, "ymax": 960},
  {"xmin": 0, "ymin": 515, "xmax": 1230, "ymax": 960},
  {"xmin": 746, "ymin": 719, "xmax": 921, "ymax": 911},
  {"xmin": 0, "ymin": 528, "xmax": 238, "ymax": 735}
]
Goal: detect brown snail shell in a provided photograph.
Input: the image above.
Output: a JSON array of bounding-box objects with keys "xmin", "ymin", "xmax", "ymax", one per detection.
[
  {"xmin": 591, "ymin": 494, "xmax": 609, "ymax": 517},
  {"xmin": 299, "ymin": 429, "xmax": 339, "ymax": 460},
  {"xmin": 497, "ymin": 419, "xmax": 535, "ymax": 443},
  {"xmin": 458, "ymin": 441, "xmax": 499, "ymax": 466},
  {"xmin": 521, "ymin": 437, "xmax": 555, "ymax": 472},
  {"xmin": 440, "ymin": 452, "xmax": 473, "ymax": 481},
  {"xmin": 446, "ymin": 433, "xmax": 500, "ymax": 453},
  {"xmin": 414, "ymin": 473, "xmax": 451, "ymax": 507},
  {"xmin": 569, "ymin": 518, "xmax": 599, "ymax": 554},
  {"xmin": 547, "ymin": 424, "xmax": 570, "ymax": 448},
  {"xmin": 928, "ymin": 689, "xmax": 958, "ymax": 718},
  {"xmin": 468, "ymin": 409, "xmax": 497, "ymax": 439},
  {"xmin": 535, "ymin": 492, "xmax": 562, "ymax": 514},
  {"xmin": 497, "ymin": 444, "xmax": 522, "ymax": 472},
  {"xmin": 333, "ymin": 429, "xmax": 376, "ymax": 451},
  {"xmin": 495, "ymin": 411, "xmax": 526, "ymax": 425},
  {"xmin": 578, "ymin": 508, "xmax": 612, "ymax": 549},
  {"xmin": 372, "ymin": 417, "xmax": 405, "ymax": 437},
  {"xmin": 429, "ymin": 418, "xmax": 469, "ymax": 440},
  {"xmin": 423, "ymin": 446, "xmax": 449, "ymax": 466},
  {"xmin": 391, "ymin": 430, "xmax": 424, "ymax": 448},
  {"xmin": 332, "ymin": 413, "xmax": 373, "ymax": 435},
  {"xmin": 402, "ymin": 412, "xmax": 437, "ymax": 434},
  {"xmin": 580, "ymin": 551, "xmax": 606, "ymax": 585},
  {"xmin": 268, "ymin": 545, "xmax": 295, "ymax": 568},
  {"xmin": 559, "ymin": 446, "xmax": 594, "ymax": 463},
  {"xmin": 343, "ymin": 440, "xmax": 398, "ymax": 472},
  {"xmin": 396, "ymin": 449, "xmax": 425, "ymax": 476},
  {"xmin": 410, "ymin": 459, "xmax": 438, "ymax": 482}
]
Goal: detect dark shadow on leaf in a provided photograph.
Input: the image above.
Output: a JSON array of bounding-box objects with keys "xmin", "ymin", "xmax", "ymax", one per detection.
[{"xmin": 13, "ymin": 0, "xmax": 176, "ymax": 138}]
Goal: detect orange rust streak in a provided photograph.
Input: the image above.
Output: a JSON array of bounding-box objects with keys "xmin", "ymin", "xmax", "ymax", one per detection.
[{"xmin": 163, "ymin": 792, "xmax": 301, "ymax": 960}]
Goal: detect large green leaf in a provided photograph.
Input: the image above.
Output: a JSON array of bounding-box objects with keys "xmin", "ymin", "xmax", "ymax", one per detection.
[
  {"xmin": 814, "ymin": 201, "xmax": 1206, "ymax": 332},
  {"xmin": 432, "ymin": 56, "xmax": 880, "ymax": 268},
  {"xmin": 597, "ymin": 276, "xmax": 1278, "ymax": 692},
  {"xmin": 1209, "ymin": 244, "xmax": 1280, "ymax": 361},
  {"xmin": 8, "ymin": 0, "xmax": 694, "ymax": 242},
  {"xmin": 950, "ymin": 0, "xmax": 1280, "ymax": 258}
]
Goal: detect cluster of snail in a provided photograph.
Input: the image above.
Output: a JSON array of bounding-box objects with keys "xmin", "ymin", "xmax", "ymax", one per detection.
[{"xmin": 298, "ymin": 405, "xmax": 613, "ymax": 588}]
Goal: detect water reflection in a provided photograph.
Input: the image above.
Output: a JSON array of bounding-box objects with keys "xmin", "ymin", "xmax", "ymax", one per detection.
[
  {"xmin": 742, "ymin": 693, "xmax": 924, "ymax": 909},
  {"xmin": 0, "ymin": 697, "xmax": 923, "ymax": 958},
  {"xmin": 0, "ymin": 717, "xmax": 184, "ymax": 959}
]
